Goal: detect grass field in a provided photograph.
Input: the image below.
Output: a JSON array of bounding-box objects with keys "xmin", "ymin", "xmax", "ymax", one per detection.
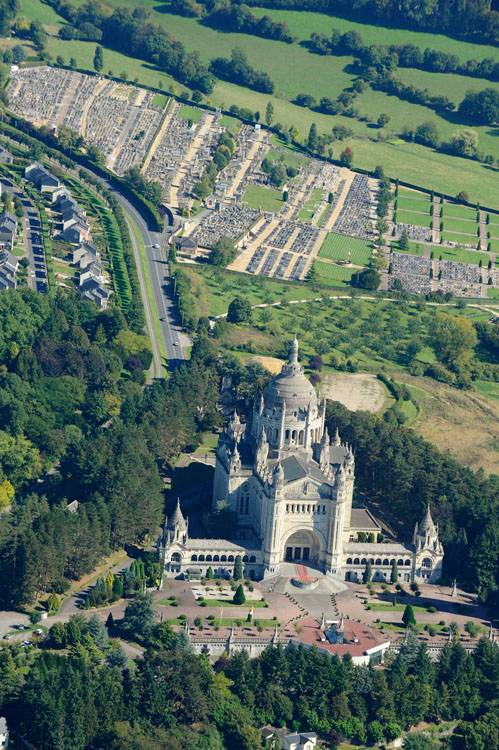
[
  {"xmin": 441, "ymin": 217, "xmax": 478, "ymax": 235},
  {"xmin": 22, "ymin": 0, "xmax": 497, "ymax": 206},
  {"xmin": 441, "ymin": 203, "xmax": 478, "ymax": 219},
  {"xmin": 177, "ymin": 105, "xmax": 203, "ymax": 123},
  {"xmin": 442, "ymin": 231, "xmax": 479, "ymax": 245},
  {"xmin": 243, "ymin": 183, "xmax": 283, "ymax": 212},
  {"xmin": 318, "ymin": 232, "xmax": 372, "ymax": 265},
  {"xmin": 297, "ymin": 187, "xmax": 323, "ymax": 222},
  {"xmin": 152, "ymin": 93, "xmax": 169, "ymax": 109},
  {"xmin": 314, "ymin": 260, "xmax": 357, "ymax": 286},
  {"xmin": 392, "ymin": 240, "xmax": 427, "ymax": 256},
  {"xmin": 396, "ymin": 196, "xmax": 430, "ymax": 213},
  {"xmin": 396, "ymin": 209, "xmax": 431, "ymax": 227},
  {"xmin": 436, "ymin": 246, "xmax": 493, "ymax": 265}
]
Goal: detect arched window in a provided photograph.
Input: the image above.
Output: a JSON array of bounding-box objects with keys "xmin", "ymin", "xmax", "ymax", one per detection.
[
  {"xmin": 274, "ymin": 428, "xmax": 278, "ymax": 442},
  {"xmin": 346, "ymin": 558, "xmax": 353, "ymax": 564},
  {"xmin": 361, "ymin": 558, "xmax": 367, "ymax": 565},
  {"xmin": 369, "ymin": 558, "xmax": 375, "ymax": 564},
  {"xmin": 404, "ymin": 560, "xmax": 411, "ymax": 566},
  {"xmin": 221, "ymin": 555, "xmax": 227, "ymax": 562},
  {"xmin": 285, "ymin": 429, "xmax": 290, "ymax": 441},
  {"xmin": 191, "ymin": 555, "xmax": 198, "ymax": 562},
  {"xmin": 423, "ymin": 557, "xmax": 432, "ymax": 568},
  {"xmin": 397, "ymin": 559, "xmax": 404, "ymax": 565},
  {"xmin": 171, "ymin": 552, "xmax": 181, "ymax": 563},
  {"xmin": 243, "ymin": 555, "xmax": 249, "ymax": 562},
  {"xmin": 291, "ymin": 430, "xmax": 297, "ymax": 442},
  {"xmin": 198, "ymin": 555, "xmax": 205, "ymax": 562},
  {"xmin": 298, "ymin": 430, "xmax": 304, "ymax": 445},
  {"xmin": 375, "ymin": 558, "xmax": 382, "ymax": 565},
  {"xmin": 213, "ymin": 555, "xmax": 219, "ymax": 562},
  {"xmin": 383, "ymin": 559, "xmax": 389, "ymax": 566},
  {"xmin": 249, "ymin": 555, "xmax": 256, "ymax": 563},
  {"xmin": 206, "ymin": 555, "xmax": 212, "ymax": 562},
  {"xmin": 228, "ymin": 555, "xmax": 234, "ymax": 562},
  {"xmin": 353, "ymin": 558, "xmax": 360, "ymax": 565}
]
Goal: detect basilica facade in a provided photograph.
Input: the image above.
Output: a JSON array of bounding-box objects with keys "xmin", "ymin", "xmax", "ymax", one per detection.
[{"xmin": 158, "ymin": 339, "xmax": 444, "ymax": 584}]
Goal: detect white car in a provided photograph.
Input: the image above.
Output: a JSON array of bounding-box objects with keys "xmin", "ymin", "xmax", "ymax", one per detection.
[{"xmin": 152, "ymin": 243, "xmax": 160, "ymax": 248}]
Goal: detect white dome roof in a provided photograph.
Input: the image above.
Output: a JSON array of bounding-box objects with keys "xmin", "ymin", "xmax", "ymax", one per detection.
[{"xmin": 263, "ymin": 338, "xmax": 317, "ymax": 411}]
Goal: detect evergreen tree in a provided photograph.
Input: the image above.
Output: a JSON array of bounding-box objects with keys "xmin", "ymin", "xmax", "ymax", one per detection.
[
  {"xmin": 390, "ymin": 559, "xmax": 398, "ymax": 583},
  {"xmin": 93, "ymin": 45, "xmax": 104, "ymax": 72},
  {"xmin": 233, "ymin": 584, "xmax": 246, "ymax": 605},
  {"xmin": 233, "ymin": 555, "xmax": 243, "ymax": 581},
  {"xmin": 402, "ymin": 604, "xmax": 416, "ymax": 628},
  {"xmin": 363, "ymin": 560, "xmax": 372, "ymax": 584},
  {"xmin": 265, "ymin": 101, "xmax": 274, "ymax": 126},
  {"xmin": 307, "ymin": 123, "xmax": 318, "ymax": 152}
]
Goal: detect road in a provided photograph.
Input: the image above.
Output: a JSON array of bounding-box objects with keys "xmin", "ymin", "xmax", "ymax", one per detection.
[{"xmin": 75, "ymin": 165, "xmax": 189, "ymax": 375}]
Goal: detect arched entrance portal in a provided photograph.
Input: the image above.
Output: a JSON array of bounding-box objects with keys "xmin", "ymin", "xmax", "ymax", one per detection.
[{"xmin": 284, "ymin": 530, "xmax": 320, "ymax": 565}]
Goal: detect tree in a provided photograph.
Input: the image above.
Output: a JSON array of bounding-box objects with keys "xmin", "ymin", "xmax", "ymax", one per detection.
[
  {"xmin": 353, "ymin": 268, "xmax": 380, "ymax": 290},
  {"xmin": 403, "ymin": 733, "xmax": 439, "ymax": 750},
  {"xmin": 402, "ymin": 604, "xmax": 416, "ymax": 628},
  {"xmin": 206, "ymin": 566, "xmax": 213, "ymax": 579},
  {"xmin": 0, "ymin": 479, "xmax": 14, "ymax": 510},
  {"xmin": 459, "ymin": 88, "xmax": 499, "ymax": 125},
  {"xmin": 448, "ymin": 129, "xmax": 479, "ymax": 158},
  {"xmin": 233, "ymin": 584, "xmax": 246, "ymax": 605},
  {"xmin": 227, "ymin": 297, "xmax": 252, "ymax": 324},
  {"xmin": 120, "ymin": 593, "xmax": 155, "ymax": 642},
  {"xmin": 429, "ymin": 313, "xmax": 477, "ymax": 368},
  {"xmin": 363, "ymin": 560, "xmax": 372, "ymax": 583},
  {"xmin": 391, "ymin": 559, "xmax": 398, "ymax": 583},
  {"xmin": 399, "ymin": 229, "xmax": 410, "ymax": 251},
  {"xmin": 233, "ymin": 555, "xmax": 243, "ymax": 580},
  {"xmin": 307, "ymin": 122, "xmax": 318, "ymax": 152},
  {"xmin": 414, "ymin": 120, "xmax": 440, "ymax": 148},
  {"xmin": 340, "ymin": 147, "xmax": 353, "ymax": 167},
  {"xmin": 210, "ymin": 236, "xmax": 236, "ymax": 266},
  {"xmin": 377, "ymin": 113, "xmax": 390, "ymax": 128},
  {"xmin": 93, "ymin": 45, "xmax": 103, "ymax": 73},
  {"xmin": 265, "ymin": 101, "xmax": 274, "ymax": 126},
  {"xmin": 46, "ymin": 593, "xmax": 60, "ymax": 613}
]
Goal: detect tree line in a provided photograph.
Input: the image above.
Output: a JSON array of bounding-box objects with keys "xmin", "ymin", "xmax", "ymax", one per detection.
[
  {"xmin": 210, "ymin": 47, "xmax": 275, "ymax": 93},
  {"xmin": 232, "ymin": 0, "xmax": 499, "ymax": 43},
  {"xmin": 309, "ymin": 28, "xmax": 499, "ymax": 82},
  {"xmin": 203, "ymin": 2, "xmax": 294, "ymax": 43},
  {"xmin": 1, "ymin": 607, "xmax": 498, "ymax": 749}
]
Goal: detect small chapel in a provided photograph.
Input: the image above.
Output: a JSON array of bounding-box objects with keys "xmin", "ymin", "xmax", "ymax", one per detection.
[{"xmin": 158, "ymin": 339, "xmax": 444, "ymax": 583}]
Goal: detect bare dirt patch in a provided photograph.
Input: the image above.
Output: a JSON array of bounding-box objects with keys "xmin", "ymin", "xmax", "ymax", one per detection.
[
  {"xmin": 320, "ymin": 373, "xmax": 387, "ymax": 412},
  {"xmin": 398, "ymin": 374, "xmax": 499, "ymax": 474},
  {"xmin": 248, "ymin": 355, "xmax": 285, "ymax": 374}
]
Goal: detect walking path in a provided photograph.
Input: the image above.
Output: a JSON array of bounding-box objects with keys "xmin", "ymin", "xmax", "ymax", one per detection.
[{"xmin": 141, "ymin": 98, "xmax": 175, "ymax": 174}]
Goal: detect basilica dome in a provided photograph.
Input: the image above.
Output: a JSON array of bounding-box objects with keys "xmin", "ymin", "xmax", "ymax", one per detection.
[{"xmin": 263, "ymin": 338, "xmax": 318, "ymax": 412}]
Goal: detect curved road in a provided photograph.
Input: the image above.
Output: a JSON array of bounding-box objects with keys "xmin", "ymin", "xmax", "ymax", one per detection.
[{"xmin": 76, "ymin": 164, "xmax": 188, "ymax": 377}]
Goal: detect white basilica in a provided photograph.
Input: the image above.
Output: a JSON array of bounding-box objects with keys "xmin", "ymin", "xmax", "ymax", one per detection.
[{"xmin": 158, "ymin": 339, "xmax": 444, "ymax": 584}]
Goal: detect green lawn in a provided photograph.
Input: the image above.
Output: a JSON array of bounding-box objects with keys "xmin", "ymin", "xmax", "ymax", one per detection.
[
  {"xmin": 396, "ymin": 196, "xmax": 431, "ymax": 214},
  {"xmin": 297, "ymin": 187, "xmax": 323, "ymax": 222},
  {"xmin": 441, "ymin": 203, "xmax": 478, "ymax": 220},
  {"xmin": 318, "ymin": 232, "xmax": 372, "ymax": 266},
  {"xmin": 243, "ymin": 183, "xmax": 284, "ymax": 212},
  {"xmin": 177, "ymin": 105, "xmax": 203, "ymax": 123},
  {"xmin": 314, "ymin": 260, "xmax": 357, "ymax": 287},
  {"xmin": 442, "ymin": 231, "xmax": 479, "ymax": 245},
  {"xmin": 440, "ymin": 217, "xmax": 478, "ymax": 235},
  {"xmin": 487, "ymin": 287, "xmax": 499, "ymax": 299},
  {"xmin": 152, "ymin": 93, "xmax": 169, "ymax": 109},
  {"xmin": 200, "ymin": 598, "xmax": 268, "ymax": 608},
  {"xmin": 437, "ymin": 246, "xmax": 493, "ymax": 265},
  {"xmin": 397, "ymin": 67, "xmax": 498, "ymax": 105},
  {"xmin": 365, "ymin": 600, "xmax": 432, "ymax": 613},
  {"xmin": 473, "ymin": 380, "xmax": 499, "ymax": 400},
  {"xmin": 391, "ymin": 240, "xmax": 427, "ymax": 256},
  {"xmin": 396, "ymin": 209, "xmax": 431, "ymax": 227}
]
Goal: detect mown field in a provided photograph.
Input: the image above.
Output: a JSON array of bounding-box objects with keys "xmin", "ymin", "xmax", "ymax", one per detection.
[
  {"xmin": 19, "ymin": 0, "xmax": 499, "ymax": 206},
  {"xmin": 318, "ymin": 232, "xmax": 372, "ymax": 265}
]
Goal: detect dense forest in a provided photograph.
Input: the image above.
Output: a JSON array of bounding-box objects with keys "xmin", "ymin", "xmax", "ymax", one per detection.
[
  {"xmin": 0, "ymin": 609, "xmax": 497, "ymax": 749},
  {"xmin": 0, "ymin": 291, "xmax": 223, "ymax": 608}
]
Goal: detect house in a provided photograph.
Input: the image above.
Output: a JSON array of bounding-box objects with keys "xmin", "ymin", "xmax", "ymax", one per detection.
[
  {"xmin": 79, "ymin": 267, "xmax": 112, "ymax": 309},
  {"xmin": 283, "ymin": 733, "xmax": 317, "ymax": 750},
  {"xmin": 175, "ymin": 234, "xmax": 198, "ymax": 258},
  {"xmin": 0, "ymin": 716, "xmax": 9, "ymax": 749},
  {"xmin": 0, "ymin": 212, "xmax": 17, "ymax": 250},
  {"xmin": 261, "ymin": 727, "xmax": 317, "ymax": 750},
  {"xmin": 61, "ymin": 220, "xmax": 90, "ymax": 245},
  {"xmin": 71, "ymin": 242, "xmax": 98, "ymax": 270},
  {"xmin": 24, "ymin": 163, "xmax": 60, "ymax": 194},
  {"xmin": 0, "ymin": 248, "xmax": 18, "ymax": 290}
]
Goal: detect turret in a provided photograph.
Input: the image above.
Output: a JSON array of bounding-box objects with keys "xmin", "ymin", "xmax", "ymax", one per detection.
[
  {"xmin": 272, "ymin": 462, "xmax": 284, "ymax": 492},
  {"xmin": 255, "ymin": 428, "xmax": 269, "ymax": 472},
  {"xmin": 168, "ymin": 498, "xmax": 188, "ymax": 545},
  {"xmin": 415, "ymin": 505, "xmax": 442, "ymax": 553},
  {"xmin": 333, "ymin": 427, "xmax": 341, "ymax": 446}
]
